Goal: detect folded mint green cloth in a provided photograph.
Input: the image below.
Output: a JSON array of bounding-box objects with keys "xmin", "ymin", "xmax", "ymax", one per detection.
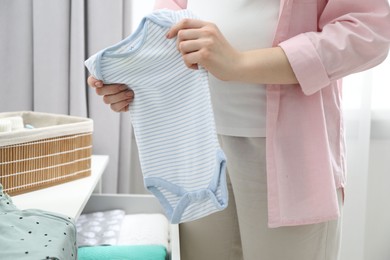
[
  {"xmin": 78, "ymin": 245, "xmax": 167, "ymax": 260},
  {"xmin": 0, "ymin": 184, "xmax": 77, "ymax": 260}
]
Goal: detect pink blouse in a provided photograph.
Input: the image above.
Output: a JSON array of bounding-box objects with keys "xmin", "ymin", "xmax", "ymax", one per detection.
[{"xmin": 154, "ymin": 0, "xmax": 390, "ymax": 227}]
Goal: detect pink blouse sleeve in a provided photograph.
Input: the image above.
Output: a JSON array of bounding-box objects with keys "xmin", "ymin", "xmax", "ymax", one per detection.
[
  {"xmin": 279, "ymin": 0, "xmax": 390, "ymax": 95},
  {"xmin": 153, "ymin": 0, "xmax": 187, "ymax": 10}
]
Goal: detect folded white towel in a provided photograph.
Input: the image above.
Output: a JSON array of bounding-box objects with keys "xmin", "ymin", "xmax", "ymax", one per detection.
[
  {"xmin": 0, "ymin": 116, "xmax": 25, "ymax": 132},
  {"xmin": 7, "ymin": 116, "xmax": 24, "ymax": 131},
  {"xmin": 0, "ymin": 119, "xmax": 12, "ymax": 132},
  {"xmin": 117, "ymin": 214, "xmax": 169, "ymax": 249}
]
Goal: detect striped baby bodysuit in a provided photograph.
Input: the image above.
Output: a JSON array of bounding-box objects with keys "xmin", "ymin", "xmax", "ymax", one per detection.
[{"xmin": 85, "ymin": 9, "xmax": 228, "ymax": 224}]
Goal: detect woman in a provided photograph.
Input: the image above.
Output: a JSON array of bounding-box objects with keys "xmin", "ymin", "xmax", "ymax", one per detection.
[{"xmin": 87, "ymin": 0, "xmax": 390, "ymax": 259}]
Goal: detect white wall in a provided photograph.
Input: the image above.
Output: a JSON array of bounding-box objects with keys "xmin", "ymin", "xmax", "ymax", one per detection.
[
  {"xmin": 130, "ymin": 0, "xmax": 154, "ymax": 31},
  {"xmin": 341, "ymin": 136, "xmax": 390, "ymax": 260},
  {"xmin": 365, "ymin": 138, "xmax": 390, "ymax": 259},
  {"xmin": 340, "ymin": 56, "xmax": 390, "ymax": 260}
]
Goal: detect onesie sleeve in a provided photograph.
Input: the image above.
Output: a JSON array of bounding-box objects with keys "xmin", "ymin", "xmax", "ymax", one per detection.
[
  {"xmin": 279, "ymin": 0, "xmax": 390, "ymax": 95},
  {"xmin": 84, "ymin": 52, "xmax": 104, "ymax": 81}
]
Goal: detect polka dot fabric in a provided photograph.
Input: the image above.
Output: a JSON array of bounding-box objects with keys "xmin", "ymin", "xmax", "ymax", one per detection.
[{"xmin": 0, "ymin": 184, "xmax": 77, "ymax": 260}]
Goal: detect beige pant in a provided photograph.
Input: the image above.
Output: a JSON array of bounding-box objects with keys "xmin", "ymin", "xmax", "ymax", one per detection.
[{"xmin": 179, "ymin": 136, "xmax": 343, "ymax": 260}]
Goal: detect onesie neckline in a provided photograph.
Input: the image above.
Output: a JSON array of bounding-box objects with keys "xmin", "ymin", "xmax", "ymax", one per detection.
[
  {"xmin": 93, "ymin": 10, "xmax": 177, "ymax": 81},
  {"xmin": 99, "ymin": 10, "xmax": 175, "ymax": 59}
]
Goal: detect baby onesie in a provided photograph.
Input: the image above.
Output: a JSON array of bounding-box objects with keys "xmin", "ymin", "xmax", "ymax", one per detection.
[
  {"xmin": 85, "ymin": 9, "xmax": 228, "ymax": 224},
  {"xmin": 0, "ymin": 184, "xmax": 77, "ymax": 260}
]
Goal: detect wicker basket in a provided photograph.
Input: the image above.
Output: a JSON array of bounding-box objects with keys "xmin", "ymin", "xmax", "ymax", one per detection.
[{"xmin": 0, "ymin": 111, "xmax": 93, "ymax": 196}]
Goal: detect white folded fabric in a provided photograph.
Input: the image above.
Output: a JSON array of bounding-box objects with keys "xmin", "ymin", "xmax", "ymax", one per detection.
[
  {"xmin": 8, "ymin": 116, "xmax": 24, "ymax": 131},
  {"xmin": 117, "ymin": 214, "xmax": 169, "ymax": 249},
  {"xmin": 0, "ymin": 116, "xmax": 24, "ymax": 132},
  {"xmin": 0, "ymin": 119, "xmax": 12, "ymax": 132},
  {"xmin": 0, "ymin": 111, "xmax": 93, "ymax": 147}
]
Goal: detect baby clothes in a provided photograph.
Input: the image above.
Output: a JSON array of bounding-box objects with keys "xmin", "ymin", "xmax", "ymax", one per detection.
[
  {"xmin": 117, "ymin": 214, "xmax": 169, "ymax": 249},
  {"xmin": 78, "ymin": 245, "xmax": 167, "ymax": 260},
  {"xmin": 76, "ymin": 209, "xmax": 126, "ymax": 246},
  {"xmin": 0, "ymin": 184, "xmax": 77, "ymax": 260},
  {"xmin": 0, "ymin": 116, "xmax": 24, "ymax": 132},
  {"xmin": 85, "ymin": 9, "xmax": 228, "ymax": 224}
]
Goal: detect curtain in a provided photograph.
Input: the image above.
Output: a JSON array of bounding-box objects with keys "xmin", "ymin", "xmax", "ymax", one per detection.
[
  {"xmin": 0, "ymin": 0, "xmax": 146, "ymax": 194},
  {"xmin": 340, "ymin": 56, "xmax": 390, "ymax": 260}
]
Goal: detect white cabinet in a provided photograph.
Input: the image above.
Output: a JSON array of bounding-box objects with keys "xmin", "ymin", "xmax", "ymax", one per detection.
[
  {"xmin": 83, "ymin": 194, "xmax": 180, "ymax": 260},
  {"xmin": 13, "ymin": 155, "xmax": 180, "ymax": 260},
  {"xmin": 12, "ymin": 155, "xmax": 109, "ymax": 219}
]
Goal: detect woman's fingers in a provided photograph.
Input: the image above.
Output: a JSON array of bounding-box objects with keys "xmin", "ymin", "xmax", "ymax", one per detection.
[
  {"xmin": 110, "ymin": 98, "xmax": 132, "ymax": 112},
  {"xmin": 167, "ymin": 19, "xmax": 213, "ymax": 69},
  {"xmin": 87, "ymin": 76, "xmax": 102, "ymax": 88},
  {"xmin": 87, "ymin": 75, "xmax": 133, "ymax": 112},
  {"xmin": 88, "ymin": 76, "xmax": 128, "ymax": 96},
  {"xmin": 166, "ymin": 18, "xmax": 241, "ymax": 80},
  {"xmin": 102, "ymin": 89, "xmax": 134, "ymax": 105},
  {"xmin": 95, "ymin": 84, "xmax": 128, "ymax": 96},
  {"xmin": 182, "ymin": 52, "xmax": 201, "ymax": 70},
  {"xmin": 166, "ymin": 18, "xmax": 207, "ymax": 38}
]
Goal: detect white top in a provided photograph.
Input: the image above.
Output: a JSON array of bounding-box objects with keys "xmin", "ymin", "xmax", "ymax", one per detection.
[{"xmin": 187, "ymin": 0, "xmax": 280, "ymax": 137}]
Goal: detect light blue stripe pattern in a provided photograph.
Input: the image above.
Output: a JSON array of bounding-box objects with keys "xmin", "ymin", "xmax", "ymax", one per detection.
[{"xmin": 85, "ymin": 9, "xmax": 228, "ymax": 224}]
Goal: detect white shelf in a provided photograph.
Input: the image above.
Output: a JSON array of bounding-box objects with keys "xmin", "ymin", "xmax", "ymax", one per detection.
[{"xmin": 12, "ymin": 155, "xmax": 109, "ymax": 219}]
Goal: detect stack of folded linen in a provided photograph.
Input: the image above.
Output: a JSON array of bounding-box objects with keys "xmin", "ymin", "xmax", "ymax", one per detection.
[
  {"xmin": 0, "ymin": 116, "xmax": 28, "ymax": 132},
  {"xmin": 76, "ymin": 209, "xmax": 126, "ymax": 246},
  {"xmin": 78, "ymin": 245, "xmax": 167, "ymax": 260},
  {"xmin": 76, "ymin": 210, "xmax": 169, "ymax": 260}
]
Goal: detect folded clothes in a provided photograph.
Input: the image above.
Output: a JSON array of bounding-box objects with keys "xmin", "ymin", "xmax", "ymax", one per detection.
[
  {"xmin": 0, "ymin": 119, "xmax": 12, "ymax": 132},
  {"xmin": 0, "ymin": 116, "xmax": 24, "ymax": 132},
  {"xmin": 0, "ymin": 184, "xmax": 77, "ymax": 260},
  {"xmin": 78, "ymin": 245, "xmax": 167, "ymax": 260},
  {"xmin": 76, "ymin": 209, "xmax": 125, "ymax": 246},
  {"xmin": 117, "ymin": 214, "xmax": 169, "ymax": 249}
]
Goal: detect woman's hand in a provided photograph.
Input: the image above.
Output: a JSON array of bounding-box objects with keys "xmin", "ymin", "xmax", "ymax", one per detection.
[
  {"xmin": 87, "ymin": 76, "xmax": 134, "ymax": 112},
  {"xmin": 166, "ymin": 19, "xmax": 298, "ymax": 85},
  {"xmin": 166, "ymin": 19, "xmax": 242, "ymax": 81}
]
